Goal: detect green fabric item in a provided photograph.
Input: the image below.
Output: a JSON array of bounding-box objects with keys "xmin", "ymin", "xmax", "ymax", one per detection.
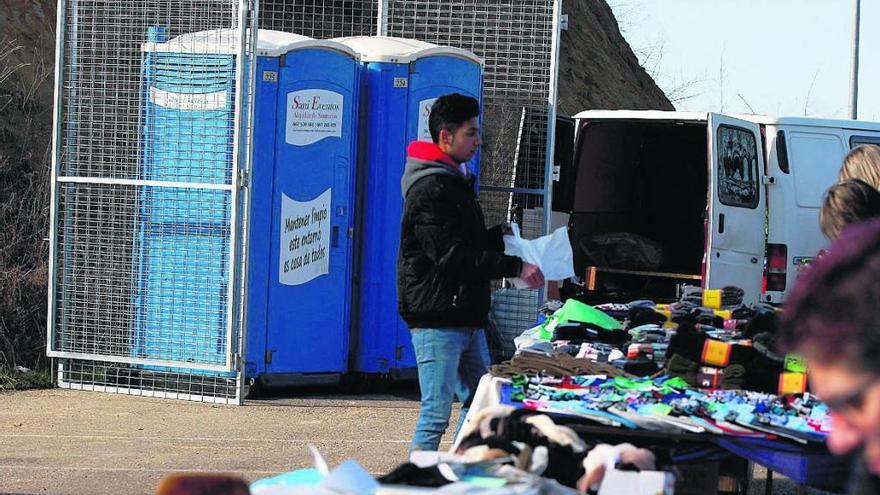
[
  {"xmin": 555, "ymin": 299, "xmax": 622, "ymax": 330},
  {"xmin": 461, "ymin": 477, "xmax": 508, "ymax": 488},
  {"xmin": 662, "ymin": 377, "xmax": 691, "ymax": 390},
  {"xmin": 603, "ymin": 377, "xmax": 654, "ymax": 392},
  {"xmin": 537, "ymin": 299, "xmax": 622, "ymax": 339},
  {"xmin": 651, "ymin": 403, "xmax": 673, "ymax": 416},
  {"xmin": 537, "ymin": 316, "xmax": 559, "ymax": 340},
  {"xmin": 785, "ymin": 354, "xmax": 808, "ymax": 373}
]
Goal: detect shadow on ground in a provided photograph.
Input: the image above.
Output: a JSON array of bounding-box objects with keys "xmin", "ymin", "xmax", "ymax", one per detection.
[{"xmin": 245, "ymin": 376, "xmax": 422, "ymax": 408}]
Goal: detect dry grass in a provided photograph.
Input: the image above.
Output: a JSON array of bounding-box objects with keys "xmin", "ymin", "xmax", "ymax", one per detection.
[{"xmin": 0, "ymin": 36, "xmax": 53, "ymax": 380}]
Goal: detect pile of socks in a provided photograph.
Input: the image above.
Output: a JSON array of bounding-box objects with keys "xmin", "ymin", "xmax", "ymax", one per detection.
[
  {"xmin": 679, "ymin": 285, "xmax": 745, "ymax": 308},
  {"xmin": 663, "ymin": 320, "xmax": 791, "ymax": 394},
  {"xmin": 513, "ymin": 288, "xmax": 801, "ymax": 394}
]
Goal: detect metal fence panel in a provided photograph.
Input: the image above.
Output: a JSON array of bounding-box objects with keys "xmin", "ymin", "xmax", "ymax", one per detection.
[
  {"xmin": 383, "ymin": 0, "xmax": 560, "ymax": 239},
  {"xmin": 48, "ymin": 0, "xmax": 252, "ymax": 402},
  {"xmin": 383, "ymin": 0, "xmax": 561, "ymax": 313},
  {"xmin": 48, "ymin": 0, "xmax": 560, "ymax": 401},
  {"xmin": 257, "ymin": 0, "xmax": 377, "ymax": 38},
  {"xmin": 488, "ymin": 288, "xmax": 540, "ymax": 363}
]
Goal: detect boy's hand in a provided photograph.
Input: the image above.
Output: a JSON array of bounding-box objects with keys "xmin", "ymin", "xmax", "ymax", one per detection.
[{"xmin": 518, "ymin": 262, "xmax": 545, "ymax": 289}]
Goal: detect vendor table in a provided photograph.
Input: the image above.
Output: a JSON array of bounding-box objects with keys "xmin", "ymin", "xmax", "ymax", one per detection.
[{"xmin": 458, "ymin": 375, "xmax": 850, "ymax": 494}]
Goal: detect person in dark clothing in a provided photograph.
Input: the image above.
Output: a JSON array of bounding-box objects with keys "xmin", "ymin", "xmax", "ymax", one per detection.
[
  {"xmin": 397, "ymin": 93, "xmax": 544, "ymax": 451},
  {"xmin": 781, "ymin": 218, "xmax": 880, "ymax": 494}
]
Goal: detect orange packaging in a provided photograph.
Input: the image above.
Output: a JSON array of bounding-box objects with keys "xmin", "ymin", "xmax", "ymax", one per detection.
[
  {"xmin": 701, "ymin": 339, "xmax": 732, "ymax": 367},
  {"xmin": 778, "ymin": 372, "xmax": 808, "ymax": 395}
]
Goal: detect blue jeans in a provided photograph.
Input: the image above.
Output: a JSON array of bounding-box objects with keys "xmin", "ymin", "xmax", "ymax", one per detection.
[{"xmin": 410, "ymin": 327, "xmax": 490, "ymax": 452}]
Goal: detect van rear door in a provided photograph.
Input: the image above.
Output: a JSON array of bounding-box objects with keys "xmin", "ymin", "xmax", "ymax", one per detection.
[{"xmin": 706, "ymin": 113, "xmax": 766, "ymax": 304}]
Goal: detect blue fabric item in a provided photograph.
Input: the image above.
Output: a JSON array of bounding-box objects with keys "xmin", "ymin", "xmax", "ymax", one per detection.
[
  {"xmin": 410, "ymin": 327, "xmax": 490, "ymax": 452},
  {"xmin": 250, "ymin": 468, "xmax": 324, "ymax": 491},
  {"xmin": 628, "ymin": 300, "xmax": 656, "ymax": 309},
  {"xmin": 671, "ymin": 444, "xmax": 732, "ymax": 463},
  {"xmin": 715, "ymin": 437, "xmax": 852, "ymax": 492}
]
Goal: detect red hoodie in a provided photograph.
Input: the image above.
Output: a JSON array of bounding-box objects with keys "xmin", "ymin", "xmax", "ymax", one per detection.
[{"xmin": 406, "ymin": 141, "xmax": 468, "ymax": 177}]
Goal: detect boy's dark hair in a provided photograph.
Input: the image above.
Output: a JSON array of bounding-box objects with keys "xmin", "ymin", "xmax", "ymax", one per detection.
[
  {"xmin": 819, "ymin": 179, "xmax": 880, "ymax": 240},
  {"xmin": 780, "ymin": 218, "xmax": 880, "ymax": 375},
  {"xmin": 428, "ymin": 93, "xmax": 480, "ymax": 143}
]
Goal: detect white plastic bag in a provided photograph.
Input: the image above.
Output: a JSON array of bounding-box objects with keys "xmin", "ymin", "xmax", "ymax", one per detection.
[{"xmin": 503, "ymin": 223, "xmax": 575, "ymax": 288}]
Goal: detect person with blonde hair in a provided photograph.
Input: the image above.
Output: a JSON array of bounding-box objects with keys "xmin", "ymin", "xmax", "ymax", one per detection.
[
  {"xmin": 839, "ymin": 144, "xmax": 880, "ymax": 190},
  {"xmin": 820, "ymin": 179, "xmax": 880, "ymax": 241}
]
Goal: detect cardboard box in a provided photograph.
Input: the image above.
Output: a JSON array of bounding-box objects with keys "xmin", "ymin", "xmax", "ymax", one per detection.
[
  {"xmin": 697, "ymin": 366, "xmax": 724, "ymax": 389},
  {"xmin": 598, "ymin": 468, "xmax": 676, "ymax": 495}
]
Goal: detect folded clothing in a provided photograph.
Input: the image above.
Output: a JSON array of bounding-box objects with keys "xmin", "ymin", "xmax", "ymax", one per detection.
[
  {"xmin": 552, "ymin": 322, "xmax": 629, "ymax": 347},
  {"xmin": 723, "ymin": 364, "xmax": 747, "ymax": 390},
  {"xmin": 679, "ymin": 285, "xmax": 745, "ymax": 308},
  {"xmin": 626, "ymin": 306, "xmax": 667, "ymax": 328},
  {"xmin": 611, "ymin": 357, "xmax": 660, "ymax": 377},
  {"xmin": 664, "ymin": 353, "xmax": 699, "ymax": 387},
  {"xmin": 490, "ymin": 349, "xmax": 635, "ymax": 379},
  {"xmin": 378, "ymin": 463, "xmax": 453, "ymax": 487},
  {"xmin": 743, "ymin": 311, "xmax": 779, "ymax": 339}
]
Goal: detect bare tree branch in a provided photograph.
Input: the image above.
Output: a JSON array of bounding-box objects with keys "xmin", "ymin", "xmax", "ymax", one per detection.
[
  {"xmin": 803, "ymin": 70, "xmax": 820, "ymax": 116},
  {"xmin": 738, "ymin": 93, "xmax": 756, "ymax": 114}
]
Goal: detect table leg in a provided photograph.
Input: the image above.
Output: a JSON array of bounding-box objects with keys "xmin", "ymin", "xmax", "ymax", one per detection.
[{"xmin": 764, "ymin": 470, "xmax": 773, "ymax": 495}]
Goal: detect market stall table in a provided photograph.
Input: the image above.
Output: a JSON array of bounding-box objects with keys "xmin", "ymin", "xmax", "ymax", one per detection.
[{"xmin": 457, "ymin": 375, "xmax": 850, "ymax": 494}]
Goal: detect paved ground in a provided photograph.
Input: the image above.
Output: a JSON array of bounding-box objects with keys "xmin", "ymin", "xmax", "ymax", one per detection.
[
  {"xmin": 0, "ymin": 385, "xmax": 432, "ymax": 495},
  {"xmin": 0, "ymin": 385, "xmax": 834, "ymax": 495}
]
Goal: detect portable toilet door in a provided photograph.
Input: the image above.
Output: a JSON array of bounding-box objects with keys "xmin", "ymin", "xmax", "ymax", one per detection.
[
  {"xmin": 333, "ymin": 36, "xmax": 483, "ymax": 375},
  {"xmin": 136, "ymin": 28, "xmax": 307, "ymax": 375},
  {"xmin": 246, "ymin": 39, "xmax": 361, "ymax": 385}
]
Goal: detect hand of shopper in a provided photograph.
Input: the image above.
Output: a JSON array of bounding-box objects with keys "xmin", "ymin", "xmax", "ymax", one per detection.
[
  {"xmin": 577, "ymin": 444, "xmax": 655, "ymax": 493},
  {"xmin": 518, "ymin": 262, "xmax": 545, "ymax": 289}
]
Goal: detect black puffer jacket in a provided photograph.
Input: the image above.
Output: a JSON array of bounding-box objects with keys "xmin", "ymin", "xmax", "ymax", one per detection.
[{"xmin": 397, "ymin": 146, "xmax": 522, "ymax": 329}]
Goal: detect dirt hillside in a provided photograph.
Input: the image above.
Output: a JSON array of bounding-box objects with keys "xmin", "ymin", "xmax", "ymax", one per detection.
[
  {"xmin": 558, "ymin": 0, "xmax": 673, "ymax": 115},
  {"xmin": 0, "ymin": 0, "xmax": 56, "ymax": 373}
]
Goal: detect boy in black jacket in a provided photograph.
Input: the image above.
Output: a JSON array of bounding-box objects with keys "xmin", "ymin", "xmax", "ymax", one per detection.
[{"xmin": 397, "ymin": 93, "xmax": 543, "ymax": 451}]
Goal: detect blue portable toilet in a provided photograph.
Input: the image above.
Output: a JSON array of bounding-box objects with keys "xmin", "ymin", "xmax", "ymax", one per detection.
[
  {"xmin": 332, "ymin": 36, "xmax": 483, "ymax": 376},
  {"xmin": 135, "ymin": 28, "xmax": 294, "ymax": 371},
  {"xmin": 137, "ymin": 29, "xmax": 361, "ymax": 384},
  {"xmin": 245, "ymin": 36, "xmax": 361, "ymax": 386}
]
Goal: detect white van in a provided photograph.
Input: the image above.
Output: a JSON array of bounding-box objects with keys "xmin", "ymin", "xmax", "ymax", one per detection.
[{"xmin": 553, "ymin": 110, "xmax": 880, "ymax": 305}]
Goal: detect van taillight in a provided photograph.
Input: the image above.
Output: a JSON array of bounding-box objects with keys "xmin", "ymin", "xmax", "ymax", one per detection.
[{"xmin": 765, "ymin": 243, "xmax": 788, "ymax": 292}]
